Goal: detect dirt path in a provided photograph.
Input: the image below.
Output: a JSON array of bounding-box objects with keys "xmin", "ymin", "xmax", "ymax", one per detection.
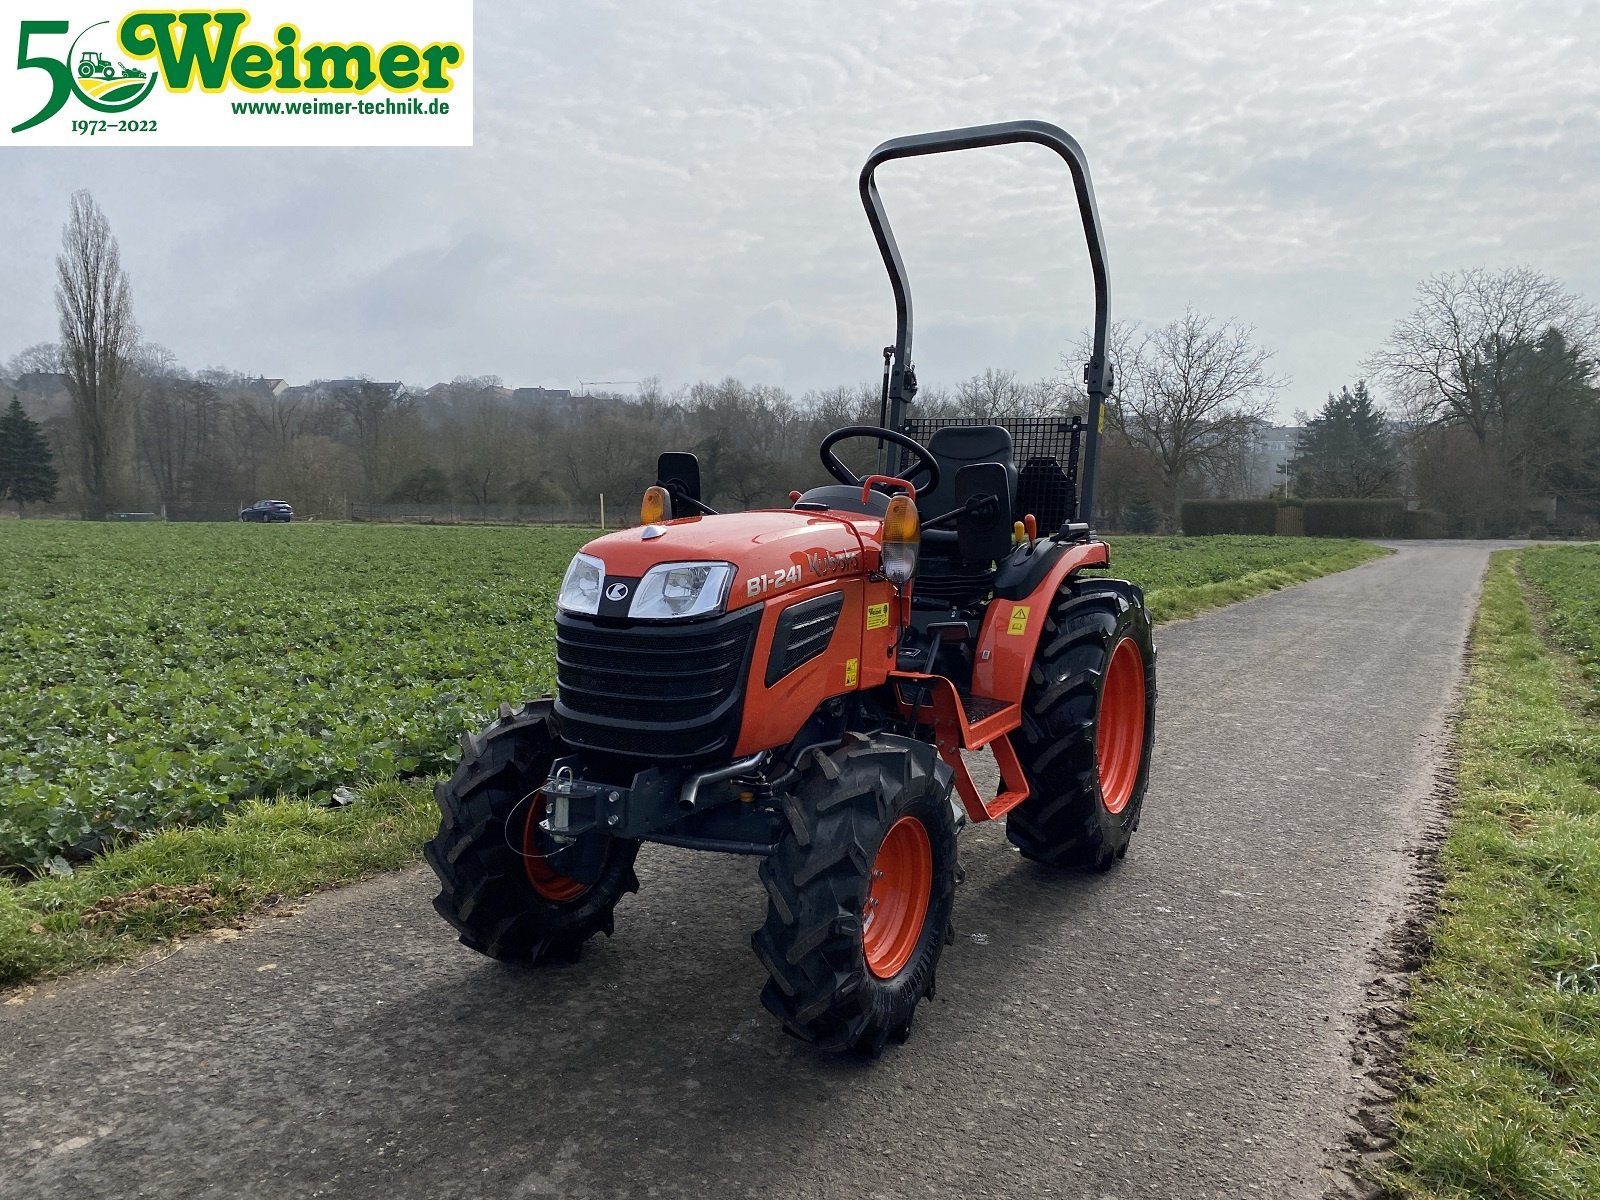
[{"xmin": 0, "ymin": 543, "xmax": 1501, "ymax": 1200}]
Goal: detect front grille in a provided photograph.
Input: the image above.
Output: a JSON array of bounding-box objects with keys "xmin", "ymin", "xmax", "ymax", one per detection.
[
  {"xmin": 765, "ymin": 592, "xmax": 843, "ymax": 686},
  {"xmin": 554, "ymin": 607, "xmax": 760, "ymax": 761}
]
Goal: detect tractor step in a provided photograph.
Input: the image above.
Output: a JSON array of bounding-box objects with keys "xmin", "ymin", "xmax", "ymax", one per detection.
[{"xmin": 889, "ymin": 672, "xmax": 1029, "ymax": 823}]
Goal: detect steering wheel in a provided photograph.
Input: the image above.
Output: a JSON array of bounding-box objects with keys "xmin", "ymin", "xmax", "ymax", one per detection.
[{"xmin": 818, "ymin": 426, "xmax": 941, "ymax": 495}]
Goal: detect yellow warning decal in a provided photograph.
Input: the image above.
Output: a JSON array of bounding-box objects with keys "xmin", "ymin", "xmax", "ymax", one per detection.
[
  {"xmin": 844, "ymin": 657, "xmax": 860, "ymax": 687},
  {"xmin": 1007, "ymin": 604, "xmax": 1030, "ymax": 635},
  {"xmin": 865, "ymin": 602, "xmax": 890, "ymax": 630}
]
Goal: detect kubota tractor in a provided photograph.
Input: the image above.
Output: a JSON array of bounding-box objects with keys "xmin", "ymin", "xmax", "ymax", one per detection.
[{"xmin": 425, "ymin": 120, "xmax": 1157, "ymax": 1055}]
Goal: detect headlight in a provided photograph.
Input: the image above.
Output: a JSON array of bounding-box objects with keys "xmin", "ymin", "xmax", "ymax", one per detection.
[
  {"xmin": 557, "ymin": 552, "xmax": 605, "ymax": 614},
  {"xmin": 629, "ymin": 561, "xmax": 735, "ymax": 620}
]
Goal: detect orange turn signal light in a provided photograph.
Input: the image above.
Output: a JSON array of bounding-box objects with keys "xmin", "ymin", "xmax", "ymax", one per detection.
[
  {"xmin": 640, "ymin": 485, "xmax": 670, "ymax": 525},
  {"xmin": 881, "ymin": 494, "xmax": 919, "ymax": 585},
  {"xmin": 882, "ymin": 494, "xmax": 919, "ymax": 545}
]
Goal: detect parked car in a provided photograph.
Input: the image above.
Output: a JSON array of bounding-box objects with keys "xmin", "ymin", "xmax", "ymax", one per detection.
[{"xmin": 239, "ymin": 500, "xmax": 294, "ymax": 523}]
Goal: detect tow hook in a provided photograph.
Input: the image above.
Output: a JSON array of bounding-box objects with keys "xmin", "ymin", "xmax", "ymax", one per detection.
[{"xmin": 539, "ymin": 766, "xmax": 609, "ymax": 842}]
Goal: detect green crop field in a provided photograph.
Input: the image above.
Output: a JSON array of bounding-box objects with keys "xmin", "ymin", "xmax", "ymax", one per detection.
[
  {"xmin": 0, "ymin": 523, "xmax": 1382, "ymax": 873},
  {"xmin": 0, "ymin": 523, "xmax": 591, "ymax": 870}
]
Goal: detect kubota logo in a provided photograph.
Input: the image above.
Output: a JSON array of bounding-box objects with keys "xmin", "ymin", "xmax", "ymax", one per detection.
[
  {"xmin": 6, "ymin": 6, "xmax": 472, "ymax": 146},
  {"xmin": 605, "ymin": 582, "xmax": 630, "ymax": 602},
  {"xmin": 806, "ymin": 548, "xmax": 861, "ymax": 578}
]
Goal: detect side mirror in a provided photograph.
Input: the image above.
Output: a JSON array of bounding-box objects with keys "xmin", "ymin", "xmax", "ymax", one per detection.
[
  {"xmin": 954, "ymin": 462, "xmax": 1013, "ymax": 564},
  {"xmin": 656, "ymin": 452, "xmax": 702, "ymax": 513}
]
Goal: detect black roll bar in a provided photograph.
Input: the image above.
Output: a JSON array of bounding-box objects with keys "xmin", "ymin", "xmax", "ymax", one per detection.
[{"xmin": 859, "ymin": 119, "xmax": 1112, "ymax": 527}]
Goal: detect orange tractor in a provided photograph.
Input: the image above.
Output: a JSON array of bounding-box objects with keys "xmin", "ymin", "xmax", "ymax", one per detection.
[{"xmin": 425, "ymin": 120, "xmax": 1156, "ymax": 1054}]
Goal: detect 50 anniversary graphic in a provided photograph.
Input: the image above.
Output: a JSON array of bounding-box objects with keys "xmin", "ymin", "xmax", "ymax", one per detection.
[{"xmin": 2, "ymin": 2, "xmax": 473, "ymax": 146}]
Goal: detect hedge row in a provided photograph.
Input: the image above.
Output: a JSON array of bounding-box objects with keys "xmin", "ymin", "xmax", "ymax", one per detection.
[
  {"xmin": 1180, "ymin": 500, "xmax": 1279, "ymax": 536},
  {"xmin": 1180, "ymin": 498, "xmax": 1444, "ymax": 538},
  {"xmin": 1302, "ymin": 498, "xmax": 1444, "ymax": 537}
]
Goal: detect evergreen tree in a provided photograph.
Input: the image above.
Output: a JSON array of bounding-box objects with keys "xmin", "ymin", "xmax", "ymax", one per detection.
[
  {"xmin": 1480, "ymin": 328, "xmax": 1599, "ymax": 505},
  {"xmin": 1292, "ymin": 381, "xmax": 1398, "ymax": 497},
  {"xmin": 0, "ymin": 396, "xmax": 60, "ymax": 512},
  {"xmin": 1123, "ymin": 485, "xmax": 1159, "ymax": 533}
]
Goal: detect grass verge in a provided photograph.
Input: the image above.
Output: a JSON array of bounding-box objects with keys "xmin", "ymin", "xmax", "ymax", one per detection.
[
  {"xmin": 1113, "ymin": 535, "xmax": 1389, "ymax": 624},
  {"xmin": 1, "ymin": 781, "xmax": 436, "ymax": 989},
  {"xmin": 1385, "ymin": 550, "xmax": 1600, "ymax": 1199},
  {"xmin": 1, "ymin": 533, "xmax": 1387, "ymax": 992}
]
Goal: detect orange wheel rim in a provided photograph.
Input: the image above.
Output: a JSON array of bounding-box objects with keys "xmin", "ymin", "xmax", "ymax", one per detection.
[
  {"xmin": 1096, "ymin": 637, "xmax": 1147, "ymax": 815},
  {"xmin": 522, "ymin": 793, "xmax": 590, "ymax": 902},
  {"xmin": 862, "ymin": 815, "xmax": 933, "ymax": 980}
]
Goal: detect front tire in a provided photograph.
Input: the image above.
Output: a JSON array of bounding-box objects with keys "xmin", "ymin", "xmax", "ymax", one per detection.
[
  {"xmin": 1006, "ymin": 577, "xmax": 1157, "ymax": 870},
  {"xmin": 424, "ymin": 701, "xmax": 640, "ymax": 963},
  {"xmin": 752, "ymin": 734, "xmax": 957, "ymax": 1055}
]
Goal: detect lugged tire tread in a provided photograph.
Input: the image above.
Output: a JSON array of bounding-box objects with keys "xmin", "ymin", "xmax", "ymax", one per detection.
[
  {"xmin": 1006, "ymin": 577, "xmax": 1157, "ymax": 870},
  {"xmin": 751, "ymin": 737, "xmax": 957, "ymax": 1056},
  {"xmin": 423, "ymin": 704, "xmax": 641, "ymax": 966}
]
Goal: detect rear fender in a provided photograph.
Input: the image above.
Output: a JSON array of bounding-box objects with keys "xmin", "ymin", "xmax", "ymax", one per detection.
[{"xmin": 970, "ymin": 539, "xmax": 1110, "ymax": 703}]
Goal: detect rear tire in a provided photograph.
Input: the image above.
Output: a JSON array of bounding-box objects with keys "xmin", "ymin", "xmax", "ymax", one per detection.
[
  {"xmin": 1006, "ymin": 577, "xmax": 1156, "ymax": 870},
  {"xmin": 424, "ymin": 701, "xmax": 640, "ymax": 963},
  {"xmin": 752, "ymin": 734, "xmax": 957, "ymax": 1055}
]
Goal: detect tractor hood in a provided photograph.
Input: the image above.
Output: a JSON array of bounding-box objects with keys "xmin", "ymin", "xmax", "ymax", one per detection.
[{"xmin": 576, "ymin": 510, "xmax": 873, "ymax": 615}]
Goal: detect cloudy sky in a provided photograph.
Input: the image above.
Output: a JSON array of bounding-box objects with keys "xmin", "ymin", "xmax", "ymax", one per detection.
[{"xmin": 4, "ymin": 1, "xmax": 1597, "ymax": 420}]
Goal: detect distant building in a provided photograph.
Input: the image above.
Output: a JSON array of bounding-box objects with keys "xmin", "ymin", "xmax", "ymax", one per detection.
[
  {"xmin": 1251, "ymin": 425, "xmax": 1302, "ymax": 496},
  {"xmin": 306, "ymin": 379, "xmax": 409, "ymax": 403},
  {"xmin": 422, "ymin": 381, "xmax": 512, "ymax": 400},
  {"xmin": 512, "ymin": 387, "xmax": 573, "ymax": 409},
  {"xmin": 14, "ymin": 371, "xmax": 69, "ymax": 396}
]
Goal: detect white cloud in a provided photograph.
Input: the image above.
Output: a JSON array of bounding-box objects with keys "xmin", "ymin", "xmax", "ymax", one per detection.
[{"xmin": 3, "ymin": 0, "xmax": 1596, "ymax": 419}]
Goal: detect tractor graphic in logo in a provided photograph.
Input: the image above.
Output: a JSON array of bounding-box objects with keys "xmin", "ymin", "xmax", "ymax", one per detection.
[
  {"xmin": 77, "ymin": 51, "xmax": 147, "ymax": 82},
  {"xmin": 66, "ymin": 23, "xmax": 159, "ymax": 111}
]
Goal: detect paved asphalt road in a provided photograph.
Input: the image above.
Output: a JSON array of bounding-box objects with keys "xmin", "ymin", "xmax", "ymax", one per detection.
[{"xmin": 1, "ymin": 542, "xmax": 1502, "ymax": 1200}]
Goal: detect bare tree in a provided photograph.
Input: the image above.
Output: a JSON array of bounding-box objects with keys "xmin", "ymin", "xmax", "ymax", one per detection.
[
  {"xmin": 1366, "ymin": 267, "xmax": 1599, "ymax": 448},
  {"xmin": 1092, "ymin": 309, "xmax": 1281, "ymax": 516},
  {"xmin": 56, "ymin": 190, "xmax": 139, "ymax": 518},
  {"xmin": 243, "ymin": 381, "xmax": 309, "ymax": 449},
  {"xmin": 955, "ymin": 368, "xmax": 1074, "ymax": 421},
  {"xmin": 1367, "ymin": 268, "xmax": 1600, "ymax": 530},
  {"xmin": 448, "ymin": 393, "xmax": 525, "ymax": 512},
  {"xmin": 328, "ymin": 378, "xmax": 413, "ymax": 499},
  {"xmin": 5, "ymin": 342, "xmax": 62, "ymax": 377},
  {"xmin": 133, "ymin": 345, "xmax": 223, "ymax": 513},
  {"xmin": 955, "ymin": 368, "xmax": 1030, "ymax": 421}
]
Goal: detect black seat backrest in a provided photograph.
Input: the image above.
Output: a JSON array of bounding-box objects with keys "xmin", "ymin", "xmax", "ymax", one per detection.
[{"xmin": 917, "ymin": 425, "xmax": 1016, "ymax": 524}]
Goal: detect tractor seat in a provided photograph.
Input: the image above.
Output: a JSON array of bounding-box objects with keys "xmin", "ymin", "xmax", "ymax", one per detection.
[
  {"xmin": 917, "ymin": 425, "xmax": 1016, "ymax": 529},
  {"xmin": 914, "ymin": 425, "xmax": 1017, "ymax": 609}
]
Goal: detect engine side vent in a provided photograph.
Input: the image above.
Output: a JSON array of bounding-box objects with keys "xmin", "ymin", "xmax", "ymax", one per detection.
[{"xmin": 765, "ymin": 591, "xmax": 845, "ymax": 686}]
